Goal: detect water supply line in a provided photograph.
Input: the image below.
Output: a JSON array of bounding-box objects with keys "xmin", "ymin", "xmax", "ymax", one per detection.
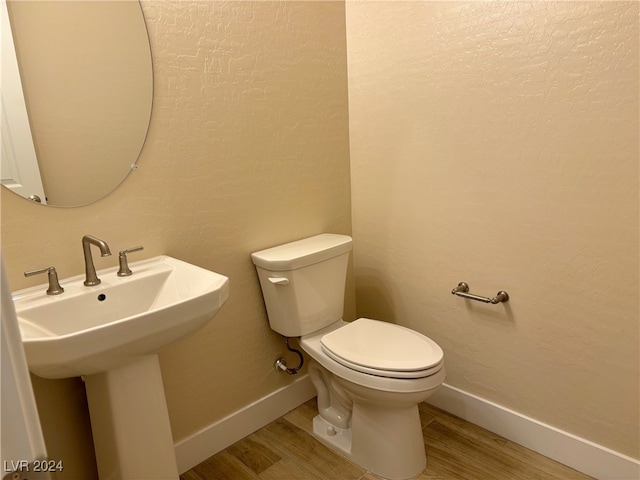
[{"xmin": 274, "ymin": 337, "xmax": 304, "ymax": 375}]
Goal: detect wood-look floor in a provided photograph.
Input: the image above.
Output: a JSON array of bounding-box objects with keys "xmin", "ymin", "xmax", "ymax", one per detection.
[{"xmin": 180, "ymin": 398, "xmax": 594, "ymax": 480}]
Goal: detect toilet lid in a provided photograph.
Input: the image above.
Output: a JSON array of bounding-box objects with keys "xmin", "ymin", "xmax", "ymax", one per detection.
[{"xmin": 320, "ymin": 318, "xmax": 443, "ymax": 376}]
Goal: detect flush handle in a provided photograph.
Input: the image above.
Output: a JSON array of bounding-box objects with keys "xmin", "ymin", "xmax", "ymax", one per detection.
[{"xmin": 268, "ymin": 277, "xmax": 289, "ymax": 285}]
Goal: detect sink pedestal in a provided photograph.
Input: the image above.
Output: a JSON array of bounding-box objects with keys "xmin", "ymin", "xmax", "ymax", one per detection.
[{"xmin": 84, "ymin": 354, "xmax": 179, "ymax": 480}]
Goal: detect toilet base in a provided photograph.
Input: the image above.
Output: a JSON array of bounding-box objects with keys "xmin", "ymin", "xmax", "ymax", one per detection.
[
  {"xmin": 311, "ymin": 403, "xmax": 426, "ymax": 480},
  {"xmin": 313, "ymin": 414, "xmax": 352, "ymax": 456},
  {"xmin": 305, "ymin": 354, "xmax": 444, "ymax": 480},
  {"xmin": 348, "ymin": 399, "xmax": 426, "ymax": 480}
]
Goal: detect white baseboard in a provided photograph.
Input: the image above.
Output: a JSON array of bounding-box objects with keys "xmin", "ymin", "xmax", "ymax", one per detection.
[
  {"xmin": 427, "ymin": 383, "xmax": 640, "ymax": 480},
  {"xmin": 173, "ymin": 376, "xmax": 639, "ymax": 479},
  {"xmin": 174, "ymin": 375, "xmax": 315, "ymax": 474}
]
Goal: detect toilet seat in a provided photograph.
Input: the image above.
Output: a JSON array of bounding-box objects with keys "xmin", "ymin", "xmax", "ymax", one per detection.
[
  {"xmin": 301, "ymin": 320, "xmax": 445, "ymax": 392},
  {"xmin": 320, "ymin": 318, "xmax": 443, "ymax": 379}
]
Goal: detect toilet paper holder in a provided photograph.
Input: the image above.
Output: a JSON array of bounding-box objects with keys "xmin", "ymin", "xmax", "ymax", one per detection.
[{"xmin": 451, "ymin": 282, "xmax": 509, "ymax": 304}]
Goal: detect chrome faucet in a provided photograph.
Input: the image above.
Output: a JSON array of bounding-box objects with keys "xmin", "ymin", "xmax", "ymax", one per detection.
[
  {"xmin": 24, "ymin": 266, "xmax": 65, "ymax": 295},
  {"xmin": 82, "ymin": 235, "xmax": 112, "ymax": 286}
]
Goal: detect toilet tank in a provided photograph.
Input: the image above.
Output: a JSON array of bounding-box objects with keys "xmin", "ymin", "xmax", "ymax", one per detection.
[{"xmin": 251, "ymin": 234, "xmax": 352, "ymax": 337}]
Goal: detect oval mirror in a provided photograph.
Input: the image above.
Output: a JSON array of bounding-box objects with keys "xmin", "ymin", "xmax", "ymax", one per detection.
[{"xmin": 1, "ymin": 0, "xmax": 153, "ymax": 207}]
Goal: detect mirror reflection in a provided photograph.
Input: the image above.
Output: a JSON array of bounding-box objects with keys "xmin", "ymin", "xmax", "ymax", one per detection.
[{"xmin": 1, "ymin": 0, "xmax": 153, "ymax": 207}]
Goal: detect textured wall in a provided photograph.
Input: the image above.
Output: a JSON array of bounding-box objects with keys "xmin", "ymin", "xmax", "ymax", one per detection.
[
  {"xmin": 347, "ymin": 1, "xmax": 639, "ymax": 458},
  {"xmin": 1, "ymin": 1, "xmax": 353, "ymax": 477}
]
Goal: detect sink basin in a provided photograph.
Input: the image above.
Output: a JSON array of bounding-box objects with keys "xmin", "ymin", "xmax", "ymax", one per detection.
[{"xmin": 13, "ymin": 255, "xmax": 229, "ymax": 379}]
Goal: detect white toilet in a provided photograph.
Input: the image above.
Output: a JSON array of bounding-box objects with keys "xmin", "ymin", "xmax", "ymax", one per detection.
[{"xmin": 252, "ymin": 234, "xmax": 445, "ymax": 480}]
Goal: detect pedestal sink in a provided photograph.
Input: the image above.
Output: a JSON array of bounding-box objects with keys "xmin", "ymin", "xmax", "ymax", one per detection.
[{"xmin": 13, "ymin": 255, "xmax": 230, "ymax": 480}]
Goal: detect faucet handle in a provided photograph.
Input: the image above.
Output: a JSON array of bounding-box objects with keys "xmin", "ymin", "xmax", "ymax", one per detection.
[
  {"xmin": 24, "ymin": 266, "xmax": 65, "ymax": 295},
  {"xmin": 117, "ymin": 246, "xmax": 144, "ymax": 277}
]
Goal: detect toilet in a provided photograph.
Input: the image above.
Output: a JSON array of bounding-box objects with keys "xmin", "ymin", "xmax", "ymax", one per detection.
[{"xmin": 251, "ymin": 234, "xmax": 445, "ymax": 480}]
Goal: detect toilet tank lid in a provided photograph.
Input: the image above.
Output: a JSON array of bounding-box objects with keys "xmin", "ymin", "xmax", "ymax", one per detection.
[{"xmin": 251, "ymin": 234, "xmax": 352, "ymax": 271}]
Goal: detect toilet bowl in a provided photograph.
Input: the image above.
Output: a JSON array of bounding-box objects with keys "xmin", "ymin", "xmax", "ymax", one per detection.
[
  {"xmin": 301, "ymin": 319, "xmax": 445, "ymax": 480},
  {"xmin": 251, "ymin": 234, "xmax": 445, "ymax": 480}
]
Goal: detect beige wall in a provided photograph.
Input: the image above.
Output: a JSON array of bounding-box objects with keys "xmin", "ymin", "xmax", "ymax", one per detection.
[
  {"xmin": 347, "ymin": 1, "xmax": 639, "ymax": 459},
  {"xmin": 3, "ymin": 0, "xmax": 638, "ymax": 475},
  {"xmin": 1, "ymin": 1, "xmax": 353, "ymax": 478}
]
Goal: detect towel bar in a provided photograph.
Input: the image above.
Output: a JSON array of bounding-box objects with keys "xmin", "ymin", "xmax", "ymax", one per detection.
[{"xmin": 451, "ymin": 282, "xmax": 509, "ymax": 304}]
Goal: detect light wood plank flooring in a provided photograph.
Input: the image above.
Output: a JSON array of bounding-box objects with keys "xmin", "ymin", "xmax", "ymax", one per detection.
[{"xmin": 181, "ymin": 398, "xmax": 593, "ymax": 480}]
